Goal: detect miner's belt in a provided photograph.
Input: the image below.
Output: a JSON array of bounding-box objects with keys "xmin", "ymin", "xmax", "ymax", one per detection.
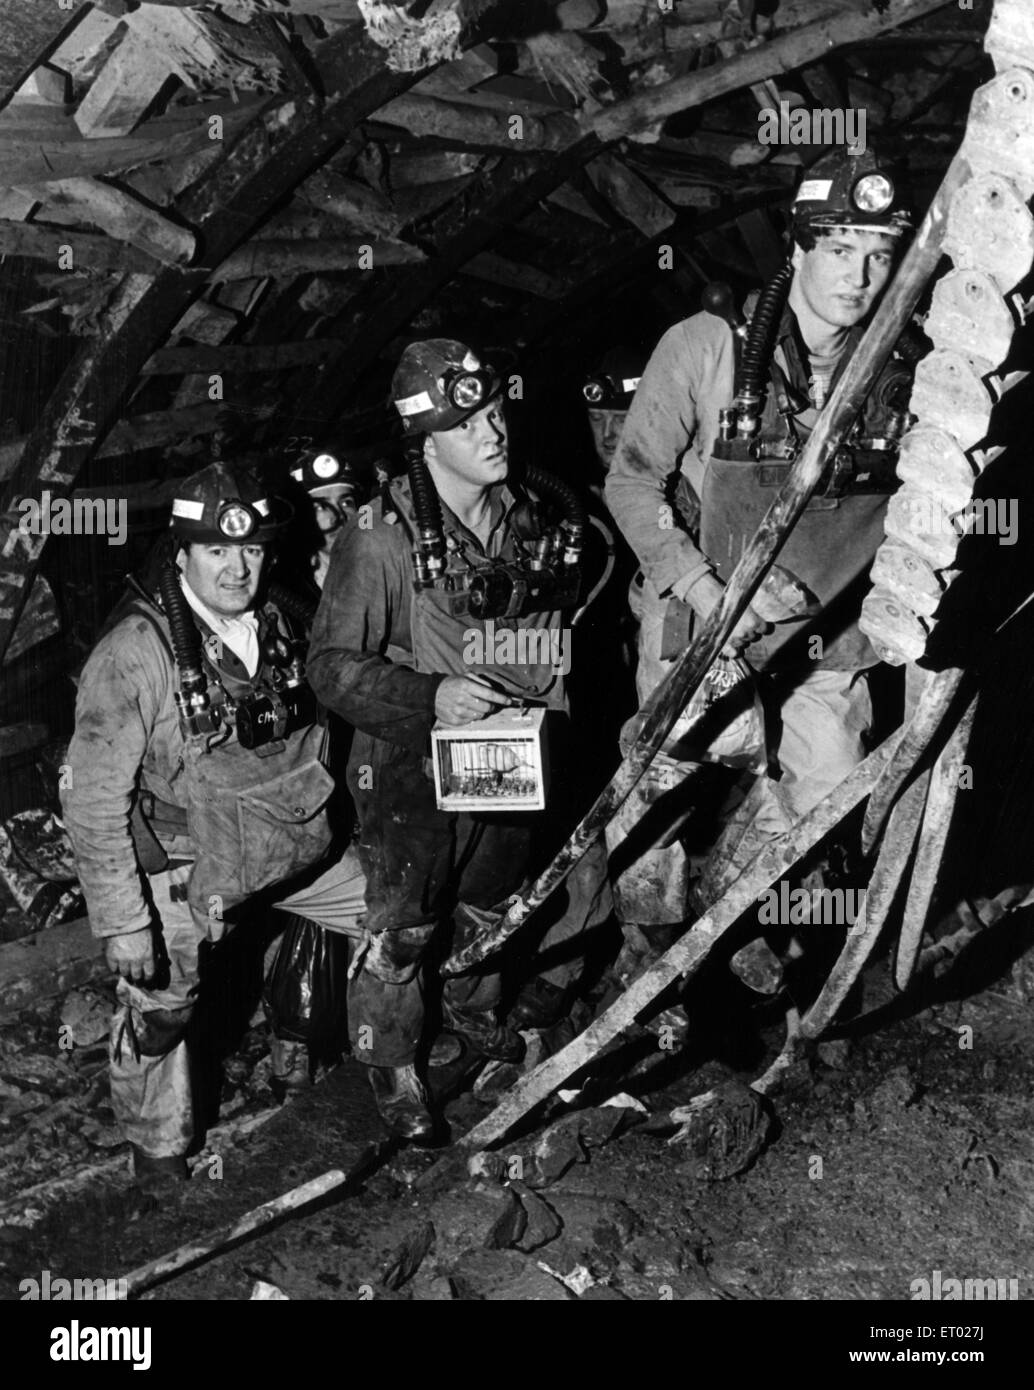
[{"xmin": 139, "ymin": 790, "xmax": 189, "ymax": 837}]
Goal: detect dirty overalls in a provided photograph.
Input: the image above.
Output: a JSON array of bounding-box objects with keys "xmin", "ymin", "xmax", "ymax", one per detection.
[
  {"xmin": 609, "ymin": 313, "xmax": 905, "ymax": 928},
  {"xmin": 340, "ymin": 483, "xmax": 605, "ymax": 1068},
  {"xmin": 62, "ymin": 593, "xmax": 332, "ymax": 1158}
]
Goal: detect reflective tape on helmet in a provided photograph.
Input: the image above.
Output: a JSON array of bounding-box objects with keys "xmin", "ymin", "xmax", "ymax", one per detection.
[
  {"xmin": 795, "ymin": 179, "xmax": 833, "ymax": 204},
  {"xmin": 621, "ymin": 376, "xmax": 642, "ymax": 394},
  {"xmin": 172, "ymin": 498, "xmax": 205, "ymax": 520},
  {"xmin": 396, "ymin": 390, "xmax": 435, "ymax": 417}
]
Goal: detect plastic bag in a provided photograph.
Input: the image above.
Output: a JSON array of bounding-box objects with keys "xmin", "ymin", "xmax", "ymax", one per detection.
[
  {"xmin": 664, "ymin": 655, "xmax": 766, "ymax": 771},
  {"xmin": 263, "ymin": 912, "xmax": 349, "ymax": 1047}
]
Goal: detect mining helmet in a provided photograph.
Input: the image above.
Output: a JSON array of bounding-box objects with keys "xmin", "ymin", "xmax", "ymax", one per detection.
[
  {"xmin": 169, "ymin": 462, "xmax": 287, "ymax": 544},
  {"xmin": 391, "ymin": 338, "xmax": 501, "ymax": 434},
  {"xmin": 582, "ymin": 346, "xmax": 646, "ymax": 409},
  {"xmin": 791, "ymin": 146, "xmax": 912, "ymax": 240},
  {"xmin": 290, "ymin": 448, "xmax": 359, "ymax": 498}
]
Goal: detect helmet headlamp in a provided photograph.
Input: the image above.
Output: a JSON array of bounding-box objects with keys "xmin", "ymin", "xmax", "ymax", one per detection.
[
  {"xmin": 311, "ymin": 452, "xmax": 340, "ymax": 480},
  {"xmin": 217, "ymin": 501, "xmax": 258, "ymax": 539},
  {"xmin": 852, "ymin": 172, "xmax": 895, "ymax": 215},
  {"xmin": 444, "ymin": 368, "xmax": 492, "ymax": 411},
  {"xmin": 583, "ymin": 377, "xmax": 607, "ymax": 405}
]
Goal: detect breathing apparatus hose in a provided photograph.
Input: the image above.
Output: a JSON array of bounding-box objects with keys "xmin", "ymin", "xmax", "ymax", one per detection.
[
  {"xmin": 267, "ymin": 582, "xmax": 318, "ymax": 631},
  {"xmin": 157, "ymin": 562, "xmax": 206, "ymax": 699},
  {"xmin": 524, "ymin": 465, "xmax": 587, "ymax": 553},
  {"xmin": 405, "ymin": 437, "xmax": 446, "ymax": 546},
  {"xmin": 736, "ymin": 260, "xmax": 795, "ymax": 415}
]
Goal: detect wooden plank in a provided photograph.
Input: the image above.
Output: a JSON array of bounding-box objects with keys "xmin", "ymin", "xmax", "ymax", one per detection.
[
  {"xmin": 586, "ymin": 154, "xmax": 675, "ymax": 236},
  {"xmin": 462, "ymin": 252, "xmax": 566, "ymax": 299},
  {"xmin": 0, "ymin": 99, "xmax": 263, "ymax": 185},
  {"xmin": 377, "ymin": 93, "xmax": 576, "ymax": 150},
  {"xmin": 0, "ymin": 223, "xmax": 156, "ymax": 273},
  {"xmin": 0, "ymin": 0, "xmax": 91, "ymax": 112},
  {"xmin": 23, "ymin": 179, "xmax": 196, "ymax": 266},
  {"xmin": 73, "ymin": 29, "xmax": 178, "ymax": 139},
  {"xmin": 141, "ymin": 339, "xmax": 342, "ymax": 376},
  {"xmin": 208, "ymin": 238, "xmax": 424, "ymax": 282}
]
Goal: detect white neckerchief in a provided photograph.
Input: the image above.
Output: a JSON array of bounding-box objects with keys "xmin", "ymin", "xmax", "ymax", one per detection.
[{"xmin": 180, "ymin": 577, "xmax": 260, "ymax": 677}]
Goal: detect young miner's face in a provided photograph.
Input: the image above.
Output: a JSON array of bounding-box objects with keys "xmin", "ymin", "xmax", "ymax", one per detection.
[
  {"xmin": 426, "ymin": 399, "xmax": 508, "ymax": 487},
  {"xmin": 178, "ymin": 541, "xmax": 266, "ymax": 618},
  {"xmin": 310, "ymin": 485, "xmax": 352, "ymax": 541},
  {"xmin": 792, "ymin": 227, "xmax": 898, "ymax": 330},
  {"xmin": 587, "ymin": 407, "xmax": 627, "ymax": 470}
]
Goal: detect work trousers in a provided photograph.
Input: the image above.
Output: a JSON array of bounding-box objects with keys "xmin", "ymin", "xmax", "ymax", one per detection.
[
  {"xmin": 607, "ymin": 574, "xmax": 873, "ymax": 927},
  {"xmin": 346, "ymin": 730, "xmax": 606, "ymax": 1068},
  {"xmin": 108, "ymin": 851, "xmax": 206, "ymax": 1158}
]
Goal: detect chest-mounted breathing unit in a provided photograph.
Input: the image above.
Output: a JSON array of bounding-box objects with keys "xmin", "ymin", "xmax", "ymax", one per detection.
[
  {"xmin": 403, "ymin": 440, "xmax": 586, "ymax": 620},
  {"xmin": 704, "ymin": 271, "xmax": 911, "ymax": 492},
  {"xmin": 157, "ymin": 565, "xmax": 317, "ymax": 752}
]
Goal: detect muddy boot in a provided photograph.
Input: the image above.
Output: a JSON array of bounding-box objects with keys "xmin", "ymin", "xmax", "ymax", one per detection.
[
  {"xmin": 131, "ymin": 1146, "xmax": 189, "ymax": 1196},
  {"xmin": 367, "ymin": 1065, "xmax": 434, "ymax": 1142},
  {"xmin": 442, "ymin": 1002, "xmax": 526, "ymax": 1064},
  {"xmin": 508, "ymin": 978, "xmax": 571, "ymax": 1032}
]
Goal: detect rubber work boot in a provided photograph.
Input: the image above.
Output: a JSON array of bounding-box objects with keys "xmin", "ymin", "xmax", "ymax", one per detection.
[
  {"xmin": 508, "ymin": 977, "xmax": 570, "ymax": 1032},
  {"xmin": 443, "ymin": 1005, "xmax": 526, "ymax": 1063},
  {"xmin": 131, "ymin": 1145, "xmax": 189, "ymax": 1195},
  {"xmin": 367, "ymin": 1065, "xmax": 434, "ymax": 1142}
]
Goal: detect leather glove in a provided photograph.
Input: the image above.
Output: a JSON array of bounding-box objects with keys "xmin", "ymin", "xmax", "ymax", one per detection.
[{"xmin": 105, "ymin": 928, "xmax": 155, "ymax": 984}]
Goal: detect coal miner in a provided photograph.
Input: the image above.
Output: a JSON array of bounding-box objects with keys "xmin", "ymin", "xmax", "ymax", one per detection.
[
  {"xmin": 582, "ymin": 345, "xmax": 648, "ymax": 485},
  {"xmin": 307, "ymin": 339, "xmax": 610, "ymax": 1140},
  {"xmin": 604, "ymin": 146, "xmax": 917, "ymax": 992},
  {"xmin": 62, "ymin": 463, "xmax": 336, "ymax": 1192}
]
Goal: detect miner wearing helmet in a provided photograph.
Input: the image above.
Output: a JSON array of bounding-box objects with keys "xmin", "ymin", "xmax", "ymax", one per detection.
[
  {"xmin": 582, "ymin": 345, "xmax": 647, "ymax": 479},
  {"xmin": 603, "ymin": 145, "xmax": 917, "ymax": 999},
  {"xmin": 289, "ymin": 447, "xmax": 364, "ymax": 592},
  {"xmin": 307, "ymin": 339, "xmax": 611, "ymax": 1141},
  {"xmin": 61, "ymin": 462, "xmax": 340, "ymax": 1193}
]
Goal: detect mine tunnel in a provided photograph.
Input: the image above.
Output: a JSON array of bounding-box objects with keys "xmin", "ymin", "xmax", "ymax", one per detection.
[{"xmin": 0, "ymin": 0, "xmax": 1032, "ymax": 1338}]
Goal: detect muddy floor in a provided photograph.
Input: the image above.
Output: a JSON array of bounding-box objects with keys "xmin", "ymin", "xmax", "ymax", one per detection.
[{"xmin": 2, "ymin": 915, "xmax": 1033, "ymax": 1303}]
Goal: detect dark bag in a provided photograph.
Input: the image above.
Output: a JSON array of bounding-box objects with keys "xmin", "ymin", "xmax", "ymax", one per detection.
[{"xmin": 263, "ymin": 912, "xmax": 349, "ymax": 1047}]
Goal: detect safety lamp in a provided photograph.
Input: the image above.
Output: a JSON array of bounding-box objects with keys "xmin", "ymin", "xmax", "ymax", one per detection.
[
  {"xmin": 217, "ymin": 500, "xmax": 257, "ymax": 539},
  {"xmin": 583, "ymin": 374, "xmax": 640, "ymax": 406},
  {"xmin": 443, "ymin": 368, "xmax": 492, "ymax": 410},
  {"xmin": 311, "ymin": 452, "xmax": 340, "ymax": 479},
  {"xmin": 852, "ymin": 172, "xmax": 895, "ymax": 215}
]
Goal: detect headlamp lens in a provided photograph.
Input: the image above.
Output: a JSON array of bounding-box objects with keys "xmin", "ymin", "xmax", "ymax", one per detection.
[
  {"xmin": 583, "ymin": 379, "xmax": 606, "ymax": 405},
  {"xmin": 853, "ymin": 172, "xmax": 894, "ymax": 215},
  {"xmin": 449, "ymin": 372, "xmax": 486, "ymax": 410},
  {"xmin": 218, "ymin": 502, "xmax": 256, "ymax": 539},
  {"xmin": 311, "ymin": 453, "xmax": 340, "ymax": 480}
]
